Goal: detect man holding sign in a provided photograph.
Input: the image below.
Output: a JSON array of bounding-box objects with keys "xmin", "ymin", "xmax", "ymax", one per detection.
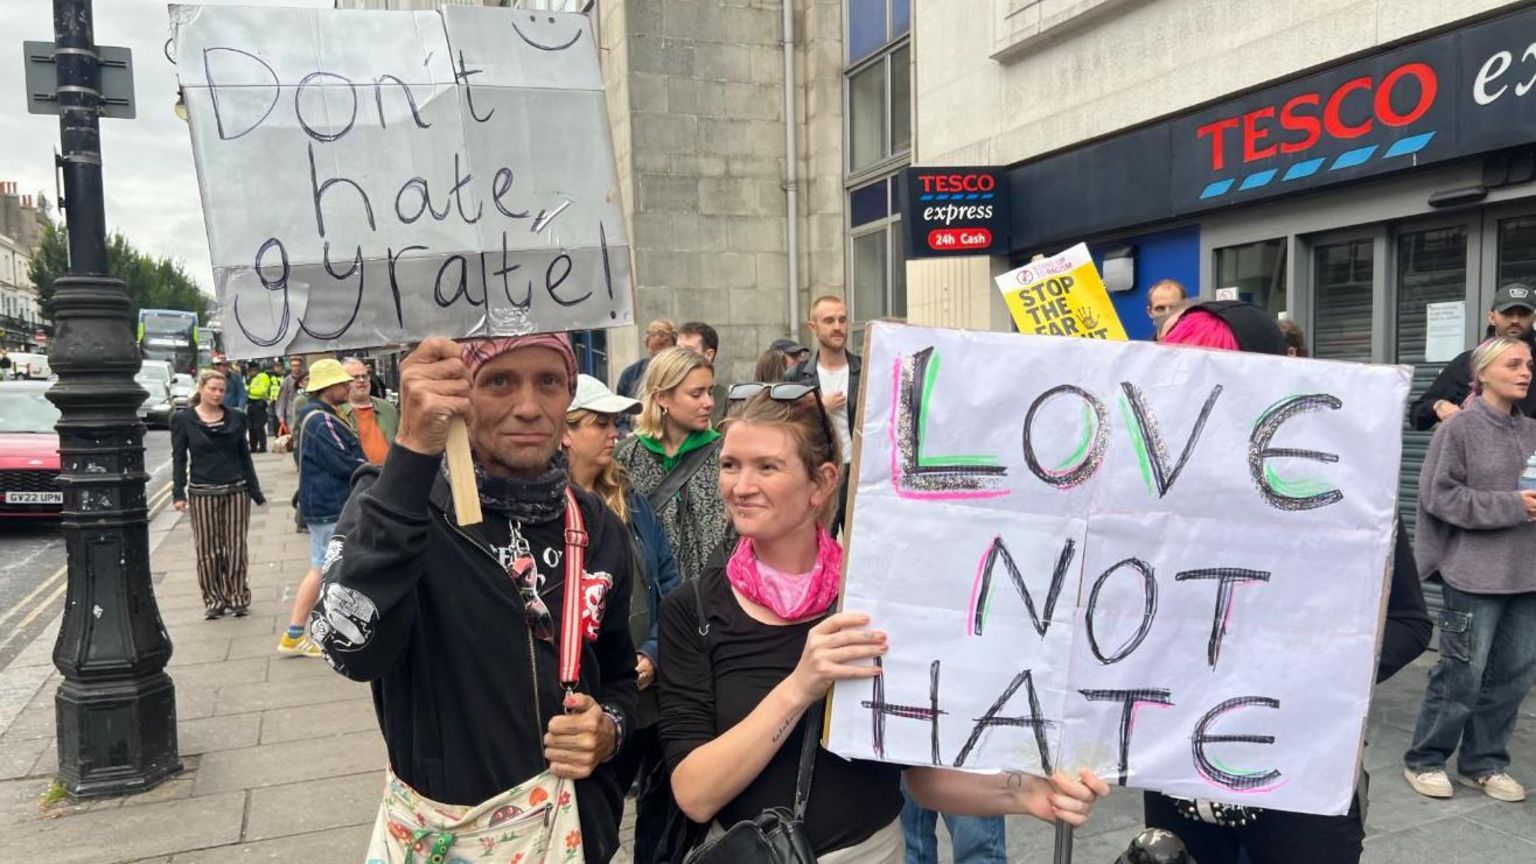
[{"xmin": 310, "ymin": 335, "xmax": 638, "ymax": 863}]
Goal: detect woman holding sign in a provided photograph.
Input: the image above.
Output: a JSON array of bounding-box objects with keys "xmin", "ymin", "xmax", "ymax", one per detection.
[
  {"xmin": 656, "ymin": 385, "xmax": 1108, "ymax": 862},
  {"xmin": 1405, "ymin": 335, "xmax": 1536, "ymax": 805},
  {"xmin": 1147, "ymin": 302, "xmax": 1431, "ymax": 864}
]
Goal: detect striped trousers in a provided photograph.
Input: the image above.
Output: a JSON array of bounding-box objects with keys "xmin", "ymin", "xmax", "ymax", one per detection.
[{"xmin": 187, "ymin": 483, "xmax": 252, "ymax": 611}]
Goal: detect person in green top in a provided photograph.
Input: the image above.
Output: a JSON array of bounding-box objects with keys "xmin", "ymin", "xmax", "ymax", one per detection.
[{"xmin": 615, "ymin": 347, "xmax": 732, "ymax": 583}]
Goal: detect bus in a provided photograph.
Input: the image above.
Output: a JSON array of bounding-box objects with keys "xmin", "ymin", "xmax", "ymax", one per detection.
[
  {"xmin": 137, "ymin": 309, "xmax": 199, "ymax": 375},
  {"xmin": 196, "ymin": 321, "xmax": 224, "ymax": 369}
]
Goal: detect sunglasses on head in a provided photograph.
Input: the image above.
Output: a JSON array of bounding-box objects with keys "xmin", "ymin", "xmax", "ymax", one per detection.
[{"xmin": 727, "ymin": 382, "xmax": 837, "ymax": 456}]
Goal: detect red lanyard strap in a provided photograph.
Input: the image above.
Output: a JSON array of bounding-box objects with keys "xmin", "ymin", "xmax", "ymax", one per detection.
[{"xmin": 558, "ymin": 488, "xmax": 588, "ymax": 690}]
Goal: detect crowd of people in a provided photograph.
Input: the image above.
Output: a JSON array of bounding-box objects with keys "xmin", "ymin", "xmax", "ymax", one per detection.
[{"xmin": 157, "ymin": 285, "xmax": 1536, "ymax": 864}]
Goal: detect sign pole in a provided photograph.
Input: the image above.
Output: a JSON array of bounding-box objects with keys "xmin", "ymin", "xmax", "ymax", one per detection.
[
  {"xmin": 46, "ymin": 0, "xmax": 181, "ymax": 796},
  {"xmin": 1053, "ymin": 822, "xmax": 1074, "ymax": 864}
]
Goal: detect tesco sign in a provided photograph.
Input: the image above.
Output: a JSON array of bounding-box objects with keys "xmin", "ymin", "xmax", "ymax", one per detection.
[
  {"xmin": 1194, "ymin": 62, "xmax": 1438, "ymax": 171},
  {"xmin": 902, "ymin": 166, "xmax": 1009, "ymax": 259}
]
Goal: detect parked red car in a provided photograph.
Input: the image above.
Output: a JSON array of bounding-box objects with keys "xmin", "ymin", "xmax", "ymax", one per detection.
[{"xmin": 0, "ymin": 381, "xmax": 62, "ymax": 519}]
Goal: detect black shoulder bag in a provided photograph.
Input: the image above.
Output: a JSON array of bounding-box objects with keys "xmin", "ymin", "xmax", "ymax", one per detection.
[
  {"xmin": 647, "ymin": 441, "xmax": 719, "ymax": 513},
  {"xmin": 681, "ymin": 576, "xmax": 821, "ymax": 864}
]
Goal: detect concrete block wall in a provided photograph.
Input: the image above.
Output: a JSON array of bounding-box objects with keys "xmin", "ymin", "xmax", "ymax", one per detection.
[
  {"xmin": 906, "ymin": 0, "xmax": 1526, "ymax": 332},
  {"xmin": 600, "ymin": 0, "xmax": 846, "ymax": 386}
]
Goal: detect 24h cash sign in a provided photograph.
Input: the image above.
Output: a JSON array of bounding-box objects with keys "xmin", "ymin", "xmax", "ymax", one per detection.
[
  {"xmin": 828, "ymin": 323, "xmax": 1410, "ymax": 817},
  {"xmin": 172, "ymin": 4, "xmax": 633, "ymax": 359}
]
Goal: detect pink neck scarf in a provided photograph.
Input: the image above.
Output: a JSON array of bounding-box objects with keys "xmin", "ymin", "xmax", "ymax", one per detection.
[{"xmin": 727, "ymin": 526, "xmax": 843, "ymax": 621}]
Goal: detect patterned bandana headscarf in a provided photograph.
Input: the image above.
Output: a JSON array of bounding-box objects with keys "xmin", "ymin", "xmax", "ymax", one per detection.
[{"xmin": 460, "ymin": 333, "xmax": 578, "ymax": 394}]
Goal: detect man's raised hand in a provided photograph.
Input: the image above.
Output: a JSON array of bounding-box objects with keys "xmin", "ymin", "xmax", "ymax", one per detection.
[{"xmin": 395, "ymin": 338, "xmax": 472, "ymax": 457}]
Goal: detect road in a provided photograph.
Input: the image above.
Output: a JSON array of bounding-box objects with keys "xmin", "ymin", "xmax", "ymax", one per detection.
[{"xmin": 0, "ymin": 428, "xmax": 175, "ymax": 668}]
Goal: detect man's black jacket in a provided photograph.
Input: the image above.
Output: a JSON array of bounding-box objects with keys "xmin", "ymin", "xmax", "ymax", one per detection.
[
  {"xmin": 1408, "ymin": 331, "xmax": 1536, "ymax": 430},
  {"xmin": 311, "ymin": 444, "xmax": 637, "ymax": 863}
]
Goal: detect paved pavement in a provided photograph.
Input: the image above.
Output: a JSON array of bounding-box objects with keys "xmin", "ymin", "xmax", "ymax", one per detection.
[{"xmin": 0, "ymin": 450, "xmax": 1529, "ymax": 862}]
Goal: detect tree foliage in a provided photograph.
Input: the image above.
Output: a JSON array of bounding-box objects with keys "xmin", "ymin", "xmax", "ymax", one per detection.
[{"xmin": 27, "ymin": 199, "xmax": 210, "ymax": 324}]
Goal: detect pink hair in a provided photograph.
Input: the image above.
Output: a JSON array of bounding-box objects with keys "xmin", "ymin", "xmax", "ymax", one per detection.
[{"xmin": 1162, "ymin": 309, "xmax": 1240, "ymax": 352}]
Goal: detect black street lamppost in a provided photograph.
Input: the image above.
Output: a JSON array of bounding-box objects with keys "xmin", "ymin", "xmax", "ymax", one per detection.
[{"xmin": 46, "ymin": 0, "xmax": 180, "ymax": 796}]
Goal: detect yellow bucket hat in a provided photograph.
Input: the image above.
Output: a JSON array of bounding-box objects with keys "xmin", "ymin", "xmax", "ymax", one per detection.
[{"xmin": 304, "ymin": 358, "xmax": 352, "ymax": 394}]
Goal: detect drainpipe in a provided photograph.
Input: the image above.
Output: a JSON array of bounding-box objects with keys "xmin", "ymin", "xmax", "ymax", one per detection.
[{"xmin": 782, "ymin": 0, "xmax": 800, "ymax": 335}]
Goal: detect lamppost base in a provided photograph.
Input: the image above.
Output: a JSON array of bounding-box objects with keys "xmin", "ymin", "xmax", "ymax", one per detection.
[{"xmin": 54, "ymin": 672, "xmax": 182, "ymax": 798}]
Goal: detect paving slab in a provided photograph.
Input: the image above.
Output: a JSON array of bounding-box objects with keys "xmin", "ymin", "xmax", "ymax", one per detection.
[
  {"xmin": 259, "ymin": 697, "xmax": 377, "ymax": 746},
  {"xmin": 1362, "ymin": 810, "xmax": 1536, "ymax": 863},
  {"xmin": 165, "ymin": 638, "xmax": 231, "ymax": 667},
  {"xmin": 191, "ymin": 729, "xmax": 385, "ymax": 796},
  {"xmin": 178, "ymin": 712, "xmax": 263, "ymax": 756},
  {"xmin": 213, "ymin": 675, "xmax": 370, "ymax": 716},
  {"xmin": 163, "ymin": 656, "xmax": 269, "ymax": 691},
  {"xmin": 168, "ymin": 823, "xmax": 372, "ymax": 863},
  {"xmin": 32, "ymin": 790, "xmax": 245, "ymax": 864},
  {"xmin": 244, "ymin": 770, "xmax": 381, "ymax": 841},
  {"xmin": 0, "ymin": 735, "xmax": 47, "ymax": 781}
]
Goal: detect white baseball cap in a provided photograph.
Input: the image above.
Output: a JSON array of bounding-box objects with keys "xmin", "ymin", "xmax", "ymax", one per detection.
[{"xmin": 569, "ymin": 374, "xmax": 641, "ymax": 416}]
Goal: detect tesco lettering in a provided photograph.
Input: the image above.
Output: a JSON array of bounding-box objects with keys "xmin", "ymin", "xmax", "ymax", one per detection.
[
  {"xmin": 918, "ymin": 173, "xmax": 997, "ymax": 194},
  {"xmin": 1195, "ymin": 61, "xmax": 1438, "ymax": 171}
]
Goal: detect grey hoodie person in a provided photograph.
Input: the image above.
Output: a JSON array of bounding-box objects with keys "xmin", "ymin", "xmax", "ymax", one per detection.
[{"xmin": 1415, "ymin": 396, "xmax": 1536, "ymax": 594}]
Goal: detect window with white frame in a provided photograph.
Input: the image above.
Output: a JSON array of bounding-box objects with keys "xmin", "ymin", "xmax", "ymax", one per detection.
[{"xmin": 846, "ymin": 0, "xmax": 910, "ymax": 325}]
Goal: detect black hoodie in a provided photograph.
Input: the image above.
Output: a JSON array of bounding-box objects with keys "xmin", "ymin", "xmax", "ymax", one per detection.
[{"xmin": 311, "ymin": 444, "xmax": 638, "ymax": 863}]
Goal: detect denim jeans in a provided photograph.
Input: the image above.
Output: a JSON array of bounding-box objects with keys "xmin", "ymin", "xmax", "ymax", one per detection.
[
  {"xmin": 899, "ymin": 783, "xmax": 1005, "ymax": 864},
  {"xmin": 1404, "ymin": 584, "xmax": 1536, "ymax": 778}
]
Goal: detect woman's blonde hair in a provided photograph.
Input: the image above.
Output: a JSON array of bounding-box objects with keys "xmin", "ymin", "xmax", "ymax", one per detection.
[
  {"xmin": 636, "ymin": 346, "xmax": 715, "ymax": 439},
  {"xmin": 722, "ymin": 391, "xmax": 843, "ymax": 527},
  {"xmin": 1469, "ymin": 336, "xmax": 1529, "ymax": 400},
  {"xmin": 565, "ymin": 409, "xmax": 631, "ymax": 524},
  {"xmin": 188, "ymin": 368, "xmax": 226, "ymax": 408}
]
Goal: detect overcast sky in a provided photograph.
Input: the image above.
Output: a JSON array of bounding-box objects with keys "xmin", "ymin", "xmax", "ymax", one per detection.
[{"xmin": 0, "ymin": 0, "xmax": 330, "ymax": 294}]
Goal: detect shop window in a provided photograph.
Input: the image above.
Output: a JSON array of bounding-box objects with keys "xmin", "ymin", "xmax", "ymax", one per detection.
[
  {"xmin": 570, "ymin": 330, "xmax": 609, "ymax": 382},
  {"xmin": 1498, "ymin": 216, "xmax": 1536, "ymax": 286},
  {"xmin": 1312, "ymin": 239, "xmax": 1374, "ymax": 363},
  {"xmin": 1395, "ymin": 227, "xmax": 1468, "ymax": 366},
  {"xmin": 1214, "ymin": 239, "xmax": 1287, "ymax": 316}
]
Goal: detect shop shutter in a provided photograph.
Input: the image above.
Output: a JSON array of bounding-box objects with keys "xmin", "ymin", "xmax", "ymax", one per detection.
[{"xmin": 1393, "ymin": 228, "xmax": 1470, "ymax": 620}]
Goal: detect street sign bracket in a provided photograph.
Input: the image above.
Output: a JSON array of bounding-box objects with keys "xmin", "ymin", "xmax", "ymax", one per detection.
[{"xmin": 22, "ymin": 40, "xmax": 135, "ymax": 119}]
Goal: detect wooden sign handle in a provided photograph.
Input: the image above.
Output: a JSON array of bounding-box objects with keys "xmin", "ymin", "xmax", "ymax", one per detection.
[{"xmin": 445, "ymin": 416, "xmax": 483, "ymax": 526}]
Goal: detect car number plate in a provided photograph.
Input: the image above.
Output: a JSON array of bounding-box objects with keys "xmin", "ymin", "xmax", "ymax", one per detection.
[{"xmin": 5, "ymin": 492, "xmax": 62, "ymax": 504}]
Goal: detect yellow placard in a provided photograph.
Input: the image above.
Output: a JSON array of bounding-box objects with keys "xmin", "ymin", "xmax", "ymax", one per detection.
[{"xmin": 993, "ymin": 243, "xmax": 1127, "ymax": 341}]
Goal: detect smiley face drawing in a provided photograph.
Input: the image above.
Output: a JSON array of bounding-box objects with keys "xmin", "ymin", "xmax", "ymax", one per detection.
[{"xmin": 510, "ymin": 13, "xmax": 584, "ymax": 52}]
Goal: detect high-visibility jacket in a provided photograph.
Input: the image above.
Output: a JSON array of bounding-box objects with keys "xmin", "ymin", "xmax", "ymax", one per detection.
[{"xmin": 248, "ymin": 371, "xmax": 277, "ymax": 402}]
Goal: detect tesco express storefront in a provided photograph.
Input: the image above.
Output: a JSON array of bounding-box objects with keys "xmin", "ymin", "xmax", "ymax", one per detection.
[{"xmin": 903, "ymin": 5, "xmax": 1536, "ymax": 607}]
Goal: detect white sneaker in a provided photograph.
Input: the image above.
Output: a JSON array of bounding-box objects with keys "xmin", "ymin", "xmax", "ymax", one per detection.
[
  {"xmin": 1404, "ymin": 767, "xmax": 1453, "ymax": 798},
  {"xmin": 1457, "ymin": 772, "xmax": 1526, "ymax": 802}
]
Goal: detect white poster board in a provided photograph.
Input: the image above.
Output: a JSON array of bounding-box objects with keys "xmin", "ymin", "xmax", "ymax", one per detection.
[
  {"xmin": 171, "ymin": 4, "xmax": 632, "ymax": 359},
  {"xmin": 827, "ymin": 323, "xmax": 1411, "ymax": 817}
]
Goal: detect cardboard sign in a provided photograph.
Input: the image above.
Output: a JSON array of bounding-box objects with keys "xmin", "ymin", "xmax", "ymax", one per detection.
[
  {"xmin": 171, "ymin": 4, "xmax": 633, "ymax": 359},
  {"xmin": 994, "ymin": 244, "xmax": 1126, "ymax": 340},
  {"xmin": 828, "ymin": 323, "xmax": 1410, "ymax": 817}
]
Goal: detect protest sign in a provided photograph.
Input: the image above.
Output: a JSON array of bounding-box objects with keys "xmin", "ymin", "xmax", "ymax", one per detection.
[
  {"xmin": 995, "ymin": 244, "xmax": 1126, "ymax": 340},
  {"xmin": 827, "ymin": 323, "xmax": 1410, "ymax": 816},
  {"xmin": 171, "ymin": 4, "xmax": 632, "ymax": 360}
]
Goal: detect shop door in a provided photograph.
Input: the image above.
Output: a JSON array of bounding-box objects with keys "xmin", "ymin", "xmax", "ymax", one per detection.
[{"xmin": 1392, "ymin": 224, "xmax": 1472, "ymax": 561}]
